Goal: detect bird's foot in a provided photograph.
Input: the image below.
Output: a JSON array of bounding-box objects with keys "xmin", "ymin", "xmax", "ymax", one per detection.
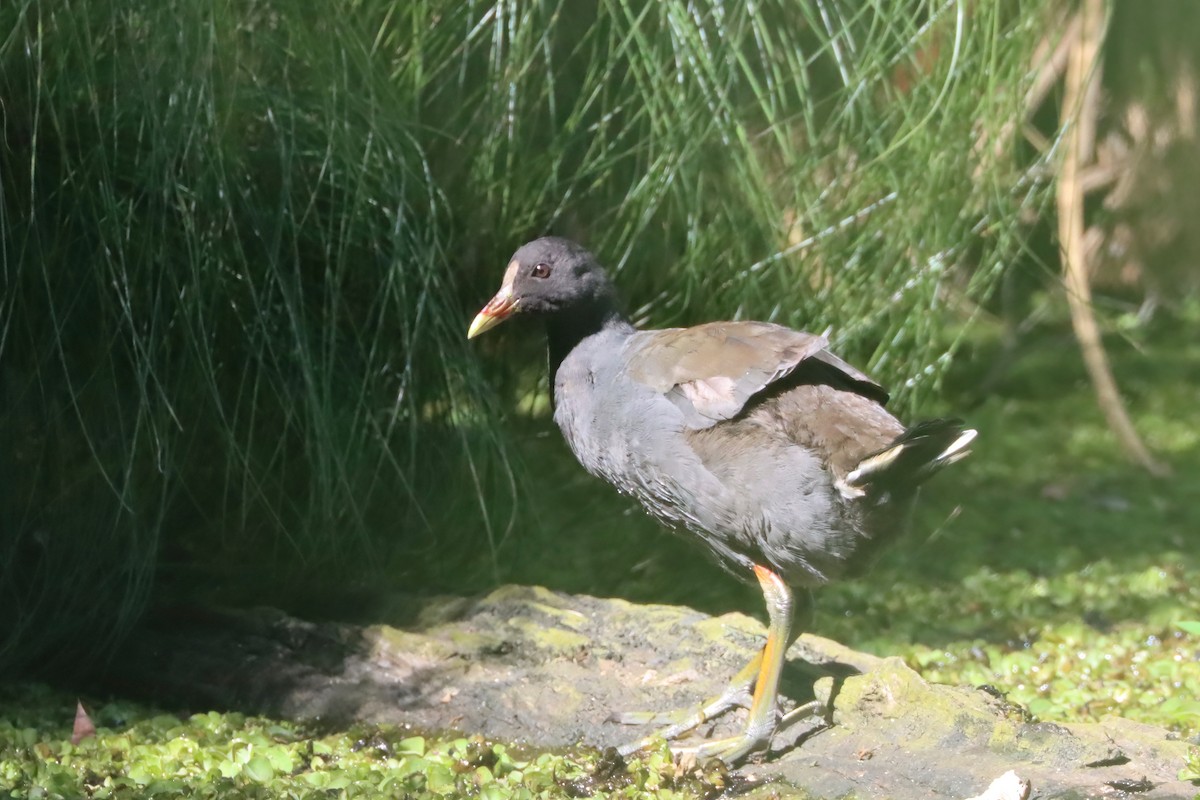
[
  {"xmin": 778, "ymin": 698, "xmax": 827, "ymax": 730},
  {"xmin": 611, "ymin": 677, "xmax": 753, "ymax": 754},
  {"xmin": 670, "ymin": 729, "xmax": 768, "ymax": 764},
  {"xmin": 609, "ymin": 682, "xmax": 752, "ymax": 729},
  {"xmin": 618, "ymin": 709, "xmax": 774, "ymax": 764},
  {"xmin": 618, "ymin": 697, "xmax": 828, "ymax": 766}
]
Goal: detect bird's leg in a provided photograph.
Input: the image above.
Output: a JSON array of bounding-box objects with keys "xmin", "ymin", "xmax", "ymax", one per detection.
[
  {"xmin": 620, "ymin": 565, "xmax": 808, "ymax": 765},
  {"xmin": 670, "ymin": 564, "xmax": 794, "ymax": 763}
]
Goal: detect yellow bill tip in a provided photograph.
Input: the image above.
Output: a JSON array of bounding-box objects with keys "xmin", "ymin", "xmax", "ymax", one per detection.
[
  {"xmin": 467, "ymin": 288, "xmax": 518, "ymax": 339},
  {"xmin": 467, "ymin": 310, "xmax": 502, "ymax": 339}
]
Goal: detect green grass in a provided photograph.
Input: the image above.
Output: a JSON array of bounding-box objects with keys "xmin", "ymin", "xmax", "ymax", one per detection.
[{"xmin": 1, "ymin": 0, "xmax": 1053, "ymax": 676}]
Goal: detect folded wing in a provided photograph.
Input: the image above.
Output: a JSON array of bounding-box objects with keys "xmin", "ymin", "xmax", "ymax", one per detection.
[{"xmin": 626, "ymin": 321, "xmax": 887, "ymax": 429}]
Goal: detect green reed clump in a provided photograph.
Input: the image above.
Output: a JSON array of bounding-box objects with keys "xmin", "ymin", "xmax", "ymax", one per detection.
[{"xmin": 0, "ymin": 0, "xmax": 1052, "ymax": 674}]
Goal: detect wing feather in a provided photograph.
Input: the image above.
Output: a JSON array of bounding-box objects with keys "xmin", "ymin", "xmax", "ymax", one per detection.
[{"xmin": 626, "ymin": 321, "xmax": 886, "ymax": 429}]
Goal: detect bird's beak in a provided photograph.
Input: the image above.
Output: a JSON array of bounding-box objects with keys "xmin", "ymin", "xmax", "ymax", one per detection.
[{"xmin": 468, "ymin": 262, "xmax": 521, "ymax": 339}]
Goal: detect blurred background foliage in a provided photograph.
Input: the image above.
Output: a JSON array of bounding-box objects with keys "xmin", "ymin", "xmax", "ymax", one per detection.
[{"xmin": 0, "ymin": 0, "xmax": 1196, "ymax": 711}]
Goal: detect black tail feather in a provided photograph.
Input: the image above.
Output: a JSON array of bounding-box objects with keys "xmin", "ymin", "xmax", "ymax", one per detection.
[{"xmin": 845, "ymin": 418, "xmax": 976, "ymax": 491}]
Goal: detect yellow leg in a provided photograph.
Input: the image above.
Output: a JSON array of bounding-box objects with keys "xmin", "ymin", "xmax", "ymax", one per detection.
[
  {"xmin": 673, "ymin": 565, "xmax": 794, "ymax": 762},
  {"xmin": 620, "ymin": 564, "xmax": 823, "ymax": 764}
]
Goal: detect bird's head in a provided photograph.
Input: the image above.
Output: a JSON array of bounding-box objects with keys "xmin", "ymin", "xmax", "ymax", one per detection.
[{"xmin": 467, "ymin": 237, "xmax": 617, "ymax": 338}]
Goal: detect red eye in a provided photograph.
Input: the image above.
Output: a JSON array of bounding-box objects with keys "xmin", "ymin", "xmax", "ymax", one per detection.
[{"xmin": 531, "ymin": 262, "xmax": 551, "ymax": 278}]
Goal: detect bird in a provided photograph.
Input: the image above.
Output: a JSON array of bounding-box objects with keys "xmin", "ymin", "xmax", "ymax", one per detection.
[{"xmin": 467, "ymin": 236, "xmax": 976, "ymax": 764}]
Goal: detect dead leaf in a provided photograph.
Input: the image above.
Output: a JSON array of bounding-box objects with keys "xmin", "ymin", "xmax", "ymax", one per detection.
[{"xmin": 71, "ymin": 700, "xmax": 96, "ymax": 745}]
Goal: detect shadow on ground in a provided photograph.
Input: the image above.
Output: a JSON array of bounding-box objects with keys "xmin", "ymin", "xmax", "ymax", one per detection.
[{"xmin": 104, "ymin": 587, "xmax": 1195, "ymax": 799}]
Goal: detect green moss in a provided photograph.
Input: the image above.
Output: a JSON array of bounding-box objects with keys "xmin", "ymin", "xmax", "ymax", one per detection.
[
  {"xmin": 508, "ymin": 618, "xmax": 592, "ymax": 655},
  {"xmin": 365, "ymin": 626, "xmax": 461, "ymax": 662},
  {"xmin": 0, "ymin": 685, "xmax": 734, "ymax": 800}
]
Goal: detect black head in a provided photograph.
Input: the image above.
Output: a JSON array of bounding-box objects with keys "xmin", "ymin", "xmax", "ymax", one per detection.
[{"xmin": 467, "ymin": 237, "xmax": 619, "ymax": 338}]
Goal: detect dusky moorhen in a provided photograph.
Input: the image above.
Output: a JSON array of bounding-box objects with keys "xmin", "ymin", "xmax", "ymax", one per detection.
[{"xmin": 468, "ymin": 237, "xmax": 975, "ymax": 763}]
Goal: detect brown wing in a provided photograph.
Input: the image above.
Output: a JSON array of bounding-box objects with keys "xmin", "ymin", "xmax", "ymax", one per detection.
[{"xmin": 627, "ymin": 321, "xmax": 887, "ymax": 429}]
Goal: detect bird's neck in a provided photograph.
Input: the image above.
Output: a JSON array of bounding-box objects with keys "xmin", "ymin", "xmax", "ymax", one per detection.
[{"xmin": 545, "ymin": 303, "xmax": 634, "ymax": 378}]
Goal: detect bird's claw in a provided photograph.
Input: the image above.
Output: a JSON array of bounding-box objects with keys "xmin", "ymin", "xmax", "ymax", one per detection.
[
  {"xmin": 617, "ymin": 696, "xmax": 828, "ymax": 766},
  {"xmin": 669, "ymin": 730, "xmax": 770, "ymax": 764}
]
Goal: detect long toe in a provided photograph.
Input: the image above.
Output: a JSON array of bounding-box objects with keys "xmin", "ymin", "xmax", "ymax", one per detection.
[
  {"xmin": 613, "ymin": 676, "xmax": 756, "ymax": 756},
  {"xmin": 621, "ymin": 697, "xmax": 829, "ymax": 765},
  {"xmin": 610, "ymin": 683, "xmax": 752, "ymax": 729},
  {"xmin": 778, "ymin": 698, "xmax": 827, "ymax": 730},
  {"xmin": 609, "ymin": 709, "xmax": 678, "ymax": 726},
  {"xmin": 671, "ymin": 723, "xmax": 775, "ymax": 765}
]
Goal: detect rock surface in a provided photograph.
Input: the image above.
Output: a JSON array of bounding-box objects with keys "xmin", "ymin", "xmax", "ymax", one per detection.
[{"xmin": 110, "ymin": 586, "xmax": 1196, "ymax": 799}]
